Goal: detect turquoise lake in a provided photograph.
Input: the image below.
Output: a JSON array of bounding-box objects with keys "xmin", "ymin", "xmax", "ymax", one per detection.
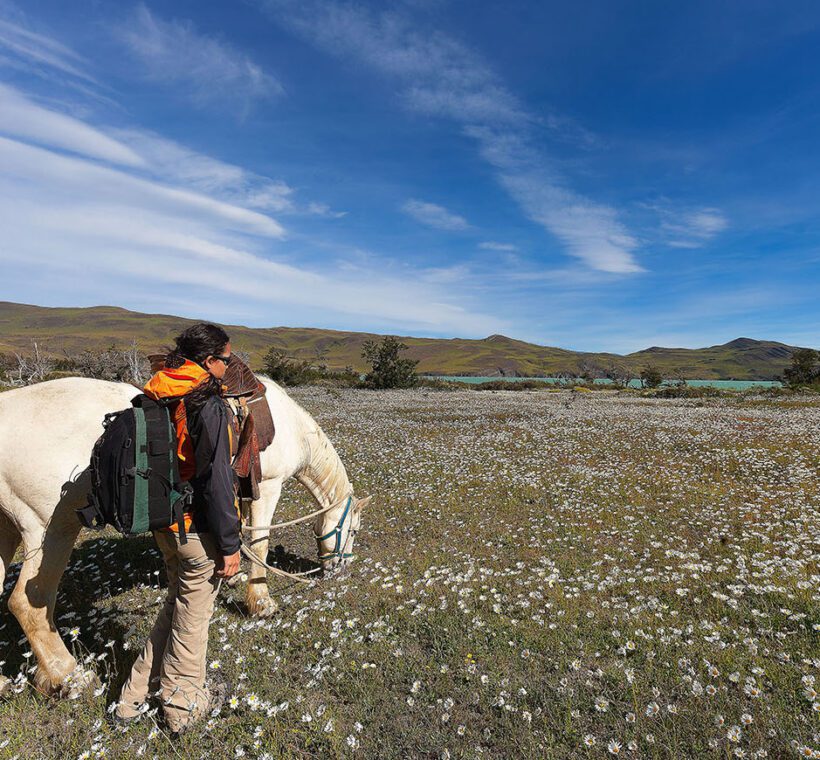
[{"xmin": 425, "ymin": 377, "xmax": 782, "ymax": 390}]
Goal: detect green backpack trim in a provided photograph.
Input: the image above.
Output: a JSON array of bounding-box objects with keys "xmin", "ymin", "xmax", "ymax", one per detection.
[{"xmin": 132, "ymin": 406, "xmax": 150, "ymax": 534}]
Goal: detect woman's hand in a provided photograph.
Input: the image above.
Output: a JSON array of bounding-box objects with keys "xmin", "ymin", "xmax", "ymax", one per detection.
[{"xmin": 216, "ymin": 551, "xmax": 241, "ymax": 578}]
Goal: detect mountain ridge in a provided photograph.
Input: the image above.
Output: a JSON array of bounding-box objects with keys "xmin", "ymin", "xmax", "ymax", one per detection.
[{"xmin": 0, "ymin": 301, "xmax": 808, "ymax": 380}]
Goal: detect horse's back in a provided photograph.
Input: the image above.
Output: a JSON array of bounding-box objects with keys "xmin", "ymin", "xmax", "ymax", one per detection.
[
  {"xmin": 0, "ymin": 377, "xmax": 138, "ymax": 435},
  {"xmin": 0, "ymin": 378, "xmax": 140, "ymax": 516}
]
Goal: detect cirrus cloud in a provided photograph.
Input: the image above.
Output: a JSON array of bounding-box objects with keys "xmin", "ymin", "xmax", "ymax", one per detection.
[
  {"xmin": 255, "ymin": 0, "xmax": 643, "ymax": 275},
  {"xmin": 402, "ymin": 199, "xmax": 470, "ymax": 231},
  {"xmin": 116, "ymin": 4, "xmax": 283, "ymax": 111}
]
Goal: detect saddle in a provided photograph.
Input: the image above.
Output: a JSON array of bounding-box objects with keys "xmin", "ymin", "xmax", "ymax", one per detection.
[{"xmin": 222, "ymin": 356, "xmax": 275, "ymax": 501}]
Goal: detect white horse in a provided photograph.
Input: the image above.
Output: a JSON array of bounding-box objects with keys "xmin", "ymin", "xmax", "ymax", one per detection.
[{"xmin": 0, "ymin": 376, "xmax": 369, "ymax": 697}]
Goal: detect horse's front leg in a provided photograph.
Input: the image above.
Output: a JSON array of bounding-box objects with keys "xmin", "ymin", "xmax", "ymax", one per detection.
[{"xmin": 244, "ymin": 478, "xmax": 282, "ymax": 618}]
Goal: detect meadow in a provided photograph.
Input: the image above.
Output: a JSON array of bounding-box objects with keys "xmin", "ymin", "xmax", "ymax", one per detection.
[{"xmin": 0, "ymin": 387, "xmax": 817, "ymax": 759}]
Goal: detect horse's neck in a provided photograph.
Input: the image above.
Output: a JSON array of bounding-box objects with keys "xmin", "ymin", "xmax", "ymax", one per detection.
[{"xmin": 295, "ymin": 421, "xmax": 351, "ymax": 509}]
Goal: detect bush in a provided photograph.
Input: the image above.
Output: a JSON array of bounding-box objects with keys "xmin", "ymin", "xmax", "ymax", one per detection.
[
  {"xmin": 417, "ymin": 376, "xmax": 463, "ymax": 390},
  {"xmin": 783, "ymin": 348, "xmax": 820, "ymax": 388},
  {"xmin": 472, "ymin": 380, "xmax": 546, "ymax": 391},
  {"xmin": 261, "ymin": 349, "xmax": 362, "ymax": 387},
  {"xmin": 640, "ymin": 364, "xmax": 663, "ymax": 388},
  {"xmin": 261, "ymin": 349, "xmax": 324, "ymax": 386},
  {"xmin": 312, "ymin": 366, "xmax": 362, "ymax": 389},
  {"xmin": 650, "ymin": 385, "xmax": 724, "ymax": 399},
  {"xmin": 361, "ymin": 336, "xmax": 419, "ymax": 389}
]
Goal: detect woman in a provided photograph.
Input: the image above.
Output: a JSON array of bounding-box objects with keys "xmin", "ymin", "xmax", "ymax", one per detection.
[{"xmin": 115, "ymin": 323, "xmax": 241, "ymax": 734}]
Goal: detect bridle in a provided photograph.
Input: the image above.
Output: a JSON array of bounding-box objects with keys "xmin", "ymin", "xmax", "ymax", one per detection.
[
  {"xmin": 240, "ymin": 490, "xmax": 356, "ymax": 583},
  {"xmin": 314, "ymin": 494, "xmax": 356, "ymax": 562}
]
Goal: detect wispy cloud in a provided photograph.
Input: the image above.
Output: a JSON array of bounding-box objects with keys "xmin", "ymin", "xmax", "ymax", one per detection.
[
  {"xmin": 648, "ymin": 202, "xmax": 729, "ymax": 249},
  {"xmin": 263, "ymin": 1, "xmax": 524, "ymax": 126},
  {"xmin": 466, "ymin": 125, "xmax": 642, "ymax": 273},
  {"xmin": 256, "ymin": 0, "xmax": 642, "ymax": 274},
  {"xmin": 306, "ymin": 201, "xmax": 348, "ymax": 219},
  {"xmin": 108, "ymin": 127, "xmax": 295, "ymax": 212},
  {"xmin": 117, "ymin": 5, "xmax": 283, "ymax": 110},
  {"xmin": 0, "ymin": 77, "xmax": 505, "ymax": 336},
  {"xmin": 479, "ymin": 241, "xmax": 517, "ymax": 251},
  {"xmin": 0, "ymin": 76, "xmax": 326, "ymax": 219},
  {"xmin": 0, "ymin": 11, "xmax": 94, "ymax": 83},
  {"xmin": 0, "ymin": 83, "xmax": 144, "ymax": 166},
  {"xmin": 544, "ymin": 112, "xmax": 603, "ymax": 150},
  {"xmin": 402, "ymin": 199, "xmax": 469, "ymax": 231},
  {"xmin": 0, "ymin": 135, "xmax": 285, "ymax": 237}
]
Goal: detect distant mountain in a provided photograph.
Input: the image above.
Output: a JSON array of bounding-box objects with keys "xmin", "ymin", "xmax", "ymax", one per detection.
[{"xmin": 0, "ymin": 301, "xmax": 808, "ymax": 380}]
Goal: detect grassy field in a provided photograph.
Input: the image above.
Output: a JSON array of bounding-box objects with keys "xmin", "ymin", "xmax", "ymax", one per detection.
[{"xmin": 0, "ymin": 388, "xmax": 818, "ymax": 758}]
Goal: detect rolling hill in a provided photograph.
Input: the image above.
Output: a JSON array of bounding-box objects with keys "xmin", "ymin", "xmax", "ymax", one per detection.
[{"xmin": 0, "ymin": 301, "xmax": 807, "ymax": 380}]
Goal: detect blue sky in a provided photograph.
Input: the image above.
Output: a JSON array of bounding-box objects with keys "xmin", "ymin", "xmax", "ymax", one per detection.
[{"xmin": 1, "ymin": 0, "xmax": 819, "ymax": 352}]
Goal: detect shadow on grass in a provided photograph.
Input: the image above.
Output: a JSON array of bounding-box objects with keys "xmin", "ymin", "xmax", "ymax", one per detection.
[
  {"xmin": 0, "ymin": 531, "xmax": 164, "ymax": 693},
  {"xmin": 269, "ymin": 543, "xmax": 322, "ymax": 576},
  {"xmin": 0, "ymin": 531, "xmax": 322, "ymax": 696}
]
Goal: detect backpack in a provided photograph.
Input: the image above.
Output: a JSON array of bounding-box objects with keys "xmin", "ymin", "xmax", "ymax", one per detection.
[{"xmin": 78, "ymin": 394, "xmax": 193, "ymax": 541}]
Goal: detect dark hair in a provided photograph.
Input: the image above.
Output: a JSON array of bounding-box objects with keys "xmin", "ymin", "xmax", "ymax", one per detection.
[{"xmin": 165, "ymin": 323, "xmax": 230, "ymax": 408}]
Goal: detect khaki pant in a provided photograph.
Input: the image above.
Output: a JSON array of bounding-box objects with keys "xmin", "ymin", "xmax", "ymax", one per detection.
[{"xmin": 117, "ymin": 531, "xmax": 221, "ymax": 731}]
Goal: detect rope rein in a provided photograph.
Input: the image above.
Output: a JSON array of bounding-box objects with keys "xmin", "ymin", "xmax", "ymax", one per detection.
[
  {"xmin": 241, "ymin": 503, "xmax": 336, "ymax": 533},
  {"xmin": 238, "ymin": 491, "xmax": 355, "ymax": 583}
]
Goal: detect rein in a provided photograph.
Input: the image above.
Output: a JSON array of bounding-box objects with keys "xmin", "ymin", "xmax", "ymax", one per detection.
[{"xmin": 239, "ymin": 491, "xmax": 354, "ymax": 583}]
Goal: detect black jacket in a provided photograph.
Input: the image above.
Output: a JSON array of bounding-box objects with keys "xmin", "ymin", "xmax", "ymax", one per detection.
[{"xmin": 184, "ymin": 395, "xmax": 240, "ymax": 555}]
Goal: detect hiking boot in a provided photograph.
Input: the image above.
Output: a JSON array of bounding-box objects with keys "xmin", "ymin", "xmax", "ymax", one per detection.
[
  {"xmin": 168, "ymin": 682, "xmax": 230, "ymax": 737},
  {"xmin": 109, "ymin": 703, "xmax": 143, "ymax": 729}
]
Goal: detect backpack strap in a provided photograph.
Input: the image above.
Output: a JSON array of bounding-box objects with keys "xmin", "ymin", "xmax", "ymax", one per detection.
[{"xmin": 173, "ymin": 497, "xmax": 188, "ymax": 545}]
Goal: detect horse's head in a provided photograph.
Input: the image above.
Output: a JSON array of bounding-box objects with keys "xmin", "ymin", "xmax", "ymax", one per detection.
[{"xmin": 314, "ymin": 493, "xmax": 372, "ymax": 574}]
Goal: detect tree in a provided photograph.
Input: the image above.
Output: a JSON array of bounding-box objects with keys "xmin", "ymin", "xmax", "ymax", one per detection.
[
  {"xmin": 71, "ymin": 342, "xmax": 149, "ymax": 385},
  {"xmin": 783, "ymin": 348, "xmax": 819, "ymax": 388},
  {"xmin": 640, "ymin": 364, "xmax": 663, "ymax": 389},
  {"xmin": 361, "ymin": 336, "xmax": 418, "ymax": 389},
  {"xmin": 553, "ymin": 370, "xmax": 576, "ymax": 387},
  {"xmin": 3, "ymin": 342, "xmax": 55, "ymax": 386},
  {"xmin": 578, "ymin": 359, "xmax": 603, "ymax": 383},
  {"xmin": 122, "ymin": 340, "xmax": 150, "ymax": 385},
  {"xmin": 313, "ymin": 345, "xmax": 330, "ymax": 372},
  {"xmin": 670, "ymin": 371, "xmax": 688, "ymax": 388},
  {"xmin": 605, "ymin": 362, "xmax": 634, "ymax": 389}
]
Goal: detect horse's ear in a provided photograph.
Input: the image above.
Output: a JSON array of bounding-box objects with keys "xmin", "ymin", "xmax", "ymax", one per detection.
[{"xmin": 355, "ymin": 495, "xmax": 373, "ymax": 511}]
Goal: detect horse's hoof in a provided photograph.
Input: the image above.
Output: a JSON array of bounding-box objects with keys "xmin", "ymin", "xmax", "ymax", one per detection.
[
  {"xmin": 0, "ymin": 675, "xmax": 12, "ymax": 698},
  {"xmin": 36, "ymin": 665, "xmax": 98, "ymax": 699},
  {"xmin": 247, "ymin": 595, "xmax": 278, "ymax": 618},
  {"xmin": 62, "ymin": 667, "xmax": 99, "ymax": 700}
]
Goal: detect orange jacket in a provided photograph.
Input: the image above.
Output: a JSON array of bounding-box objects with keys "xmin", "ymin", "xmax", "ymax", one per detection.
[{"xmin": 143, "ymin": 359, "xmax": 211, "ymax": 482}]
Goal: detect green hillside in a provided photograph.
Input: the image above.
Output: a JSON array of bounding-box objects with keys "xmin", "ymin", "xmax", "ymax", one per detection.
[{"xmin": 0, "ymin": 301, "xmax": 807, "ymax": 380}]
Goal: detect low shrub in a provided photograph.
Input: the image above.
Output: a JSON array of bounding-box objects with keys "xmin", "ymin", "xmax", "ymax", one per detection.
[
  {"xmin": 472, "ymin": 380, "xmax": 548, "ymax": 391},
  {"xmin": 646, "ymin": 385, "xmax": 725, "ymax": 399},
  {"xmin": 261, "ymin": 349, "xmax": 362, "ymax": 388}
]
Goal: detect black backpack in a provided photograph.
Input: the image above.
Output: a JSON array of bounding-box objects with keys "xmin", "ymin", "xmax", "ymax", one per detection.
[{"xmin": 78, "ymin": 394, "xmax": 192, "ymax": 541}]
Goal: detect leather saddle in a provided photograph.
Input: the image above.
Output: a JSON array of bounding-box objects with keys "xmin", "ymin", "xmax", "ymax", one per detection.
[{"xmin": 222, "ymin": 357, "xmax": 275, "ymax": 501}]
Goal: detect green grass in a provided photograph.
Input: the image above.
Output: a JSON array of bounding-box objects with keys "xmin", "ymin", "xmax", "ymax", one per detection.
[{"xmin": 0, "ymin": 388, "xmax": 818, "ymax": 758}]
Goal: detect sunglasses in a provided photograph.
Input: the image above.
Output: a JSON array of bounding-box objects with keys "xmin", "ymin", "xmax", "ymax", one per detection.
[{"xmin": 212, "ymin": 354, "xmax": 233, "ymax": 365}]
